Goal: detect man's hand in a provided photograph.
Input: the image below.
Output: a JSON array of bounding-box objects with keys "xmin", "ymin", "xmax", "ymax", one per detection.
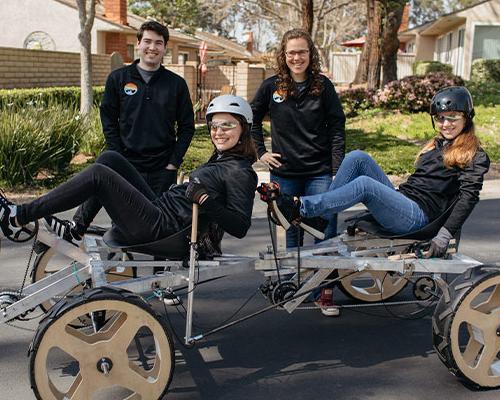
[
  {"xmin": 260, "ymin": 152, "xmax": 282, "ymax": 170},
  {"xmin": 427, "ymin": 227, "xmax": 453, "ymax": 258},
  {"xmin": 165, "ymin": 164, "xmax": 177, "ymax": 171},
  {"xmin": 185, "ymin": 177, "xmax": 209, "ymax": 205}
]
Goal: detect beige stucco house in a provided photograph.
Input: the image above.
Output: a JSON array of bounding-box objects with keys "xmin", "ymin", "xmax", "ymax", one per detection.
[
  {"xmin": 0, "ymin": 0, "xmax": 262, "ymax": 66},
  {"xmin": 398, "ymin": 0, "xmax": 500, "ymax": 79}
]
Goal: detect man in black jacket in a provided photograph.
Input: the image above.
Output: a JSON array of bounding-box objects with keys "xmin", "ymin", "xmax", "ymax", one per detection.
[
  {"xmin": 44, "ymin": 21, "xmax": 195, "ymax": 244},
  {"xmin": 101, "ymin": 20, "xmax": 195, "ymax": 194}
]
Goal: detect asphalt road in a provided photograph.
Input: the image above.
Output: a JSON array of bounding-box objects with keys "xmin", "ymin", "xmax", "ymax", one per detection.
[{"xmin": 0, "ymin": 198, "xmax": 499, "ymax": 399}]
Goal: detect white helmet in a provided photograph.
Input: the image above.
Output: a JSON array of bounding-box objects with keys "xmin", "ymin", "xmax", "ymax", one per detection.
[{"xmin": 206, "ymin": 95, "xmax": 253, "ymax": 124}]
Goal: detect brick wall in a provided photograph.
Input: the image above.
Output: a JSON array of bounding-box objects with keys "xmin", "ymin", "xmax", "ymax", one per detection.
[
  {"xmin": 103, "ymin": 0, "xmax": 128, "ymax": 25},
  {"xmin": 166, "ymin": 64, "xmax": 197, "ymax": 103},
  {"xmin": 0, "ymin": 47, "xmax": 111, "ymax": 89},
  {"xmin": 105, "ymin": 32, "xmax": 130, "ymax": 62}
]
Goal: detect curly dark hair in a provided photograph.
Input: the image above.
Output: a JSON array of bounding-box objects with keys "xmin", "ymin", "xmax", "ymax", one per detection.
[{"xmin": 276, "ymin": 29, "xmax": 323, "ymax": 98}]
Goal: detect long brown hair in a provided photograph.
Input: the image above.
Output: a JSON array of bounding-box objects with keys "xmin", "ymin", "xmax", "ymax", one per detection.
[
  {"xmin": 207, "ymin": 114, "xmax": 257, "ymax": 163},
  {"xmin": 417, "ymin": 123, "xmax": 480, "ymax": 169},
  {"xmin": 276, "ymin": 29, "xmax": 323, "ymax": 99}
]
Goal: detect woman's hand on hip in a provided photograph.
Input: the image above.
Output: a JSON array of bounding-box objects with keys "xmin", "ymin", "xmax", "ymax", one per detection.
[{"xmin": 260, "ymin": 152, "xmax": 282, "ymax": 170}]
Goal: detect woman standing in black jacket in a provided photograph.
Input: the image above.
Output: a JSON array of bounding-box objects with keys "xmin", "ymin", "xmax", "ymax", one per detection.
[
  {"xmin": 0, "ymin": 95, "xmax": 258, "ymax": 246},
  {"xmin": 251, "ymin": 28, "xmax": 346, "ymax": 248},
  {"xmin": 269, "ymin": 86, "xmax": 490, "ymax": 259}
]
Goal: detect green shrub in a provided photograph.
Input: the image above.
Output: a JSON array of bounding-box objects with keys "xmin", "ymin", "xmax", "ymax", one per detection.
[
  {"xmin": 468, "ymin": 80, "xmax": 500, "ymax": 107},
  {"xmin": 375, "ymin": 72, "xmax": 464, "ymax": 112},
  {"xmin": 180, "ymin": 125, "xmax": 213, "ymax": 173},
  {"xmin": 0, "ymin": 104, "xmax": 83, "ymax": 187},
  {"xmin": 413, "ymin": 61, "xmax": 453, "ymax": 75},
  {"xmin": 470, "ymin": 59, "xmax": 500, "ymax": 83},
  {"xmin": 0, "ymin": 86, "xmax": 105, "ymax": 109},
  {"xmin": 338, "ymin": 87, "xmax": 378, "ymax": 117},
  {"xmin": 79, "ymin": 107, "xmax": 106, "ymax": 156}
]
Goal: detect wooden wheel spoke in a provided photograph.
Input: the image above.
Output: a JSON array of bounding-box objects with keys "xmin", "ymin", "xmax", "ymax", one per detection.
[
  {"xmin": 42, "ymin": 325, "xmax": 91, "ymax": 359},
  {"xmin": 128, "ymin": 353, "xmax": 161, "ymax": 380},
  {"xmin": 107, "ymin": 314, "xmax": 141, "ymax": 350},
  {"xmin": 460, "ymin": 308, "xmax": 494, "ymax": 332},
  {"xmin": 475, "ymin": 339, "xmax": 498, "ymax": 376},
  {"xmin": 64, "ymin": 373, "xmax": 85, "ymax": 400},
  {"xmin": 475, "ymin": 284, "xmax": 500, "ymax": 313},
  {"xmin": 114, "ymin": 363, "xmax": 157, "ymax": 396},
  {"xmin": 462, "ymin": 336, "xmax": 485, "ymax": 365},
  {"xmin": 124, "ymin": 393, "xmax": 142, "ymax": 400}
]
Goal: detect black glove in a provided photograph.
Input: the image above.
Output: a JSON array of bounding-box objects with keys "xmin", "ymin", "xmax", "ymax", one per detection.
[
  {"xmin": 185, "ymin": 177, "xmax": 208, "ymax": 204},
  {"xmin": 427, "ymin": 227, "xmax": 453, "ymax": 258}
]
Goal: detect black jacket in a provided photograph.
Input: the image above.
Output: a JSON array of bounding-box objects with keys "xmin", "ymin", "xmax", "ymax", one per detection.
[
  {"xmin": 399, "ymin": 140, "xmax": 490, "ymax": 235},
  {"xmin": 251, "ymin": 74, "xmax": 346, "ymax": 177},
  {"xmin": 155, "ymin": 153, "xmax": 258, "ymax": 238},
  {"xmin": 100, "ymin": 61, "xmax": 195, "ymax": 172}
]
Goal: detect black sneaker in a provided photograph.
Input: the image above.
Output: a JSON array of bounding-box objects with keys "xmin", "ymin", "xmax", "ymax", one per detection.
[
  {"xmin": 0, "ymin": 190, "xmax": 21, "ymax": 240},
  {"xmin": 44, "ymin": 216, "xmax": 82, "ymax": 246}
]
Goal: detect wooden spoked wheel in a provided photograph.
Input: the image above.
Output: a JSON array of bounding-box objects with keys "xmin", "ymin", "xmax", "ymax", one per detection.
[
  {"xmin": 32, "ymin": 242, "xmax": 135, "ymax": 313},
  {"xmin": 450, "ymin": 274, "xmax": 500, "ymax": 388},
  {"xmin": 337, "ymin": 268, "xmax": 414, "ymax": 302},
  {"xmin": 30, "ymin": 288, "xmax": 174, "ymax": 400}
]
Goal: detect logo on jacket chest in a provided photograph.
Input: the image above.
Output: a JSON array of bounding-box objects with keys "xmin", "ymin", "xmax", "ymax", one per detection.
[
  {"xmin": 272, "ymin": 91, "xmax": 284, "ymax": 103},
  {"xmin": 124, "ymin": 83, "xmax": 138, "ymax": 96}
]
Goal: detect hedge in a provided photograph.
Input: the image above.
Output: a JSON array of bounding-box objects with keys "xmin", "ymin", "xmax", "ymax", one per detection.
[
  {"xmin": 338, "ymin": 72, "xmax": 464, "ymax": 115},
  {"xmin": 413, "ymin": 61, "xmax": 452, "ymax": 75},
  {"xmin": 0, "ymin": 86, "xmax": 105, "ymax": 109},
  {"xmin": 470, "ymin": 59, "xmax": 500, "ymax": 83}
]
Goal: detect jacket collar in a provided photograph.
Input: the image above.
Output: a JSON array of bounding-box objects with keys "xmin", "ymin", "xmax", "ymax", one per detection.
[{"xmin": 130, "ymin": 59, "xmax": 165, "ymax": 83}]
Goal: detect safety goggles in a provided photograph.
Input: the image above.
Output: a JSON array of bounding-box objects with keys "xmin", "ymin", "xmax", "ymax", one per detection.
[
  {"xmin": 209, "ymin": 121, "xmax": 238, "ymax": 132},
  {"xmin": 433, "ymin": 114, "xmax": 464, "ymax": 124}
]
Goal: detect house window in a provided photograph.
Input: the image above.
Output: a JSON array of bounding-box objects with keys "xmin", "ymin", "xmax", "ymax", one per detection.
[
  {"xmin": 445, "ymin": 32, "xmax": 453, "ymax": 63},
  {"xmin": 163, "ymin": 49, "xmax": 173, "ymax": 64},
  {"xmin": 24, "ymin": 31, "xmax": 56, "ymax": 50},
  {"xmin": 436, "ymin": 36, "xmax": 445, "ymax": 62},
  {"xmin": 178, "ymin": 52, "xmax": 189, "ymax": 65},
  {"xmin": 472, "ymin": 25, "xmax": 500, "ymax": 60},
  {"xmin": 127, "ymin": 44, "xmax": 136, "ymax": 61}
]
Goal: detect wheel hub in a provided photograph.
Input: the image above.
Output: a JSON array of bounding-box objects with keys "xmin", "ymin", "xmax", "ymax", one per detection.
[{"xmin": 96, "ymin": 357, "xmax": 114, "ymax": 375}]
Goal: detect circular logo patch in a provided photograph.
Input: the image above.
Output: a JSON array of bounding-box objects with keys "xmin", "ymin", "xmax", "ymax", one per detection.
[
  {"xmin": 124, "ymin": 83, "xmax": 138, "ymax": 96},
  {"xmin": 272, "ymin": 91, "xmax": 284, "ymax": 103}
]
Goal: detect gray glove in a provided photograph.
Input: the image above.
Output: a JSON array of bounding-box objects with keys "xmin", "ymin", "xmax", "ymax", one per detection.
[{"xmin": 427, "ymin": 227, "xmax": 453, "ymax": 258}]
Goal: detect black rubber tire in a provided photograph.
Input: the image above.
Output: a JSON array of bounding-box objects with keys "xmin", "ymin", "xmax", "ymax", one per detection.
[
  {"xmin": 29, "ymin": 286, "xmax": 175, "ymax": 400},
  {"xmin": 432, "ymin": 264, "xmax": 500, "ymax": 389}
]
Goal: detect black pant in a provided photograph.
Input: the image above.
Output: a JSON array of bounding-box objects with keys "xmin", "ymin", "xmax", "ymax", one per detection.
[
  {"xmin": 17, "ymin": 152, "xmax": 175, "ymax": 244},
  {"xmin": 71, "ymin": 151, "xmax": 175, "ymax": 235}
]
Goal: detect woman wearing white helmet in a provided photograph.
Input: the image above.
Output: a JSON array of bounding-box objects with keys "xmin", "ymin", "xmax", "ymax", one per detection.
[{"xmin": 1, "ymin": 95, "xmax": 258, "ymax": 250}]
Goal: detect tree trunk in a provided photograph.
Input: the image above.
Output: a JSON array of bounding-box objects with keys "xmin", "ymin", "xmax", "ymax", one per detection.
[
  {"xmin": 366, "ymin": 0, "xmax": 383, "ymax": 89},
  {"xmin": 381, "ymin": 1, "xmax": 405, "ymax": 86},
  {"xmin": 76, "ymin": 0, "xmax": 96, "ymax": 117},
  {"xmin": 302, "ymin": 0, "xmax": 314, "ymax": 34},
  {"xmin": 353, "ymin": 0, "xmax": 377, "ymax": 85}
]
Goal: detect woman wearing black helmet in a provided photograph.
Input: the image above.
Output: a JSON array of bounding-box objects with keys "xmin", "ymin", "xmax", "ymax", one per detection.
[
  {"xmin": 267, "ymin": 86, "xmax": 490, "ymax": 258},
  {"xmin": 0, "ymin": 95, "xmax": 258, "ymax": 247}
]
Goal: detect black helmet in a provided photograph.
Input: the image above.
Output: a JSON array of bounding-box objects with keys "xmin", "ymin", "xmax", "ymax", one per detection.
[{"xmin": 430, "ymin": 86, "xmax": 475, "ymax": 119}]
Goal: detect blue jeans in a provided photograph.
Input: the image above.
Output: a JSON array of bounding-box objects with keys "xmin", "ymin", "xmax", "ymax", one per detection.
[
  {"xmin": 299, "ymin": 151, "xmax": 428, "ymax": 235},
  {"xmin": 271, "ymin": 173, "xmax": 337, "ymax": 247}
]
